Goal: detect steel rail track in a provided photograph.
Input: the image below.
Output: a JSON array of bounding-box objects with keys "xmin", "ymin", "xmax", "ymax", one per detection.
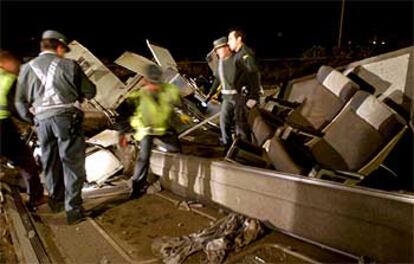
[{"xmin": 1, "ymin": 184, "xmax": 51, "ymax": 264}]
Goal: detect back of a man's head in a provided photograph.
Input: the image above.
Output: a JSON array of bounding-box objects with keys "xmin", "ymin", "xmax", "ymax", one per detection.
[
  {"xmin": 40, "ymin": 30, "xmax": 70, "ymax": 55},
  {"xmin": 40, "ymin": 39, "xmax": 61, "ymax": 51},
  {"xmin": 143, "ymin": 64, "xmax": 163, "ymax": 84},
  {"xmin": 0, "ymin": 49, "xmax": 21, "ymax": 75}
]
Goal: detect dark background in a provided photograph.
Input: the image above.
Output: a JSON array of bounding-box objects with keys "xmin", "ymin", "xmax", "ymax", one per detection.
[{"xmin": 1, "ymin": 0, "xmax": 413, "ymax": 61}]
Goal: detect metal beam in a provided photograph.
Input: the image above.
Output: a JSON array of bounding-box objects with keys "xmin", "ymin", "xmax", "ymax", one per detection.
[{"xmin": 178, "ymin": 111, "xmax": 221, "ymax": 139}]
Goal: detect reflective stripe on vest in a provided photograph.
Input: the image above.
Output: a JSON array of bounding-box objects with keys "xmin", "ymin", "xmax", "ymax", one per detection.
[
  {"xmin": 0, "ymin": 69, "xmax": 16, "ymax": 119},
  {"xmin": 129, "ymin": 84, "xmax": 180, "ymax": 141},
  {"xmin": 29, "ymin": 59, "xmax": 70, "ymax": 115},
  {"xmin": 140, "ymin": 127, "xmax": 166, "ymax": 135},
  {"xmin": 133, "ymin": 126, "xmax": 167, "ymax": 141}
]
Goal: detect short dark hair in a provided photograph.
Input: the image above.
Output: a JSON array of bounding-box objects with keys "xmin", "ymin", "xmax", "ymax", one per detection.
[
  {"xmin": 40, "ymin": 39, "xmax": 61, "ymax": 51},
  {"xmin": 229, "ymin": 28, "xmax": 246, "ymax": 42}
]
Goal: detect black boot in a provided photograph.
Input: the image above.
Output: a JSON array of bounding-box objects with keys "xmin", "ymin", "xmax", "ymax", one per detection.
[
  {"xmin": 129, "ymin": 181, "xmax": 148, "ymax": 200},
  {"xmin": 66, "ymin": 209, "xmax": 86, "ymax": 225},
  {"xmin": 26, "ymin": 194, "xmax": 47, "ymax": 212},
  {"xmin": 48, "ymin": 198, "xmax": 64, "ymax": 213}
]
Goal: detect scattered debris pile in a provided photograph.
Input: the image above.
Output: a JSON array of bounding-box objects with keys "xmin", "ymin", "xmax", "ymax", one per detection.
[{"xmin": 151, "ymin": 213, "xmax": 265, "ymax": 264}]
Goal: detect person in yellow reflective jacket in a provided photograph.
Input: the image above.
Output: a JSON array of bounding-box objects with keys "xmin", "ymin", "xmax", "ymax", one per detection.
[
  {"xmin": 119, "ymin": 64, "xmax": 182, "ymax": 199},
  {"xmin": 0, "ymin": 50, "xmax": 44, "ymax": 208}
]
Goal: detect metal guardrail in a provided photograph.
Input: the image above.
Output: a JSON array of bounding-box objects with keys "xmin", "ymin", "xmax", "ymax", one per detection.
[{"xmin": 149, "ymin": 151, "xmax": 414, "ymax": 263}]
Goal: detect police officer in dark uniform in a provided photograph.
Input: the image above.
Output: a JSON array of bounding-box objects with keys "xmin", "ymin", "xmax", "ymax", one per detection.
[
  {"xmin": 228, "ymin": 29, "xmax": 262, "ymax": 103},
  {"xmin": 15, "ymin": 30, "xmax": 96, "ymax": 225},
  {"xmin": 206, "ymin": 37, "xmax": 251, "ymax": 152}
]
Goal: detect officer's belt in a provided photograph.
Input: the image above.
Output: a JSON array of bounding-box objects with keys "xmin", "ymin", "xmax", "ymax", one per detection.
[
  {"xmin": 221, "ymin": 89, "xmax": 238, "ymax": 95},
  {"xmin": 33, "ymin": 102, "xmax": 81, "ymax": 115}
]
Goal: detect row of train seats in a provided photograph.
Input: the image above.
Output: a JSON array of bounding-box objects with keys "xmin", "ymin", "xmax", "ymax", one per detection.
[
  {"xmin": 241, "ymin": 64, "xmax": 410, "ymax": 185},
  {"xmin": 249, "ymin": 66, "xmax": 360, "ymax": 147}
]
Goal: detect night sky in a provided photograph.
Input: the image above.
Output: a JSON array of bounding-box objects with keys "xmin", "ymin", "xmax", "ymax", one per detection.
[{"xmin": 1, "ymin": 1, "xmax": 413, "ymax": 61}]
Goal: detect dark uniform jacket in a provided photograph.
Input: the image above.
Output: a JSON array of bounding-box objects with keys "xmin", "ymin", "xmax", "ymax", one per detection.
[
  {"xmin": 15, "ymin": 51, "xmax": 96, "ymax": 124},
  {"xmin": 233, "ymin": 45, "xmax": 261, "ymax": 101}
]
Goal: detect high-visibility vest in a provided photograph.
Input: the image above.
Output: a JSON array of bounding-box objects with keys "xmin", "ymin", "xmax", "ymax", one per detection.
[
  {"xmin": 128, "ymin": 83, "xmax": 180, "ymax": 141},
  {"xmin": 0, "ymin": 68, "xmax": 17, "ymax": 120}
]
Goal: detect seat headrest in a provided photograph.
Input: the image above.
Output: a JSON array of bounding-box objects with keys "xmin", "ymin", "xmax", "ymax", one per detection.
[
  {"xmin": 350, "ymin": 91, "xmax": 405, "ymax": 138},
  {"xmin": 316, "ymin": 65, "xmax": 360, "ymax": 100}
]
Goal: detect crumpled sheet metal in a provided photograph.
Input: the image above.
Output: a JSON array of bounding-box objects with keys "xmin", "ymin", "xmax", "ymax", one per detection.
[
  {"xmin": 65, "ymin": 40, "xmax": 128, "ymax": 110},
  {"xmin": 86, "ymin": 129, "xmax": 120, "ymax": 148},
  {"xmin": 151, "ymin": 213, "xmax": 264, "ymax": 264},
  {"xmin": 85, "ymin": 148, "xmax": 123, "ymax": 184}
]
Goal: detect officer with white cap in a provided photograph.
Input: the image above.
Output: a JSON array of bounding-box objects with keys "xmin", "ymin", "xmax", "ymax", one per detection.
[{"xmin": 15, "ymin": 29, "xmax": 96, "ymax": 225}]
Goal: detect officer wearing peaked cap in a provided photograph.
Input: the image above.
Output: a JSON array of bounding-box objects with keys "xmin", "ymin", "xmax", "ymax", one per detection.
[
  {"xmin": 41, "ymin": 30, "xmax": 71, "ymax": 51},
  {"xmin": 206, "ymin": 37, "xmax": 228, "ymax": 80},
  {"xmin": 15, "ymin": 29, "xmax": 96, "ymax": 225},
  {"xmin": 213, "ymin": 37, "xmax": 228, "ymax": 50},
  {"xmin": 206, "ymin": 36, "xmax": 251, "ymax": 153}
]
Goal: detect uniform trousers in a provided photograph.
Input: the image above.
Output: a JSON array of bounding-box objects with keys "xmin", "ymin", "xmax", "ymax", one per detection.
[{"xmin": 35, "ymin": 110, "xmax": 85, "ymax": 213}]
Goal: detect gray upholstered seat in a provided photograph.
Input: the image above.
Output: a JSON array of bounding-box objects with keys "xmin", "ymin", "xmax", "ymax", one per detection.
[
  {"xmin": 249, "ymin": 65, "xmax": 360, "ymax": 147},
  {"xmin": 248, "ymin": 107, "xmax": 283, "ymax": 146},
  {"xmin": 285, "ymin": 65, "xmax": 360, "ymax": 131},
  {"xmin": 267, "ymin": 91, "xmax": 407, "ymax": 178}
]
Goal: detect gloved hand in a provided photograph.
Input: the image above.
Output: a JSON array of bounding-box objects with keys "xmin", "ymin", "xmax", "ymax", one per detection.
[
  {"xmin": 118, "ymin": 133, "xmax": 129, "ymax": 148},
  {"xmin": 179, "ymin": 113, "xmax": 192, "ymax": 124},
  {"xmin": 246, "ymin": 99, "xmax": 257, "ymax": 109}
]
